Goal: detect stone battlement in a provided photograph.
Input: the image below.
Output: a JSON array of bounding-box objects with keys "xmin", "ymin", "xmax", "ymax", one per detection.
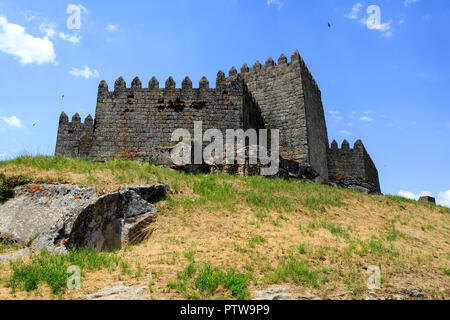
[
  {"xmin": 55, "ymin": 50, "xmax": 381, "ymax": 193},
  {"xmin": 327, "ymin": 140, "xmax": 381, "ymax": 194}
]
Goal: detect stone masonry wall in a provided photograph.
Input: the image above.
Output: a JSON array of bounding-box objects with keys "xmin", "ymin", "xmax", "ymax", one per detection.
[
  {"xmin": 55, "ymin": 112, "xmax": 94, "ymax": 158},
  {"xmin": 85, "ymin": 73, "xmax": 262, "ymax": 163},
  {"xmin": 327, "ymin": 140, "xmax": 381, "ymax": 194},
  {"xmin": 54, "ymin": 50, "xmax": 380, "ymax": 193},
  {"xmin": 236, "ymin": 50, "xmax": 329, "ymax": 182}
]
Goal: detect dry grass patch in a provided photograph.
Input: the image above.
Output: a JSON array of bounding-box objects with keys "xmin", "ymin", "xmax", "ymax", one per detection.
[{"xmin": 0, "ymin": 156, "xmax": 449, "ymax": 300}]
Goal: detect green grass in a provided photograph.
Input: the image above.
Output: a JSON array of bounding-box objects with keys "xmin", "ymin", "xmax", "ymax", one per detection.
[
  {"xmin": 0, "ymin": 173, "xmax": 30, "ymax": 204},
  {"xmin": 266, "ymin": 256, "xmax": 326, "ymax": 288},
  {"xmin": 308, "ymin": 220, "xmax": 351, "ymax": 240},
  {"xmin": 0, "ymin": 155, "xmax": 356, "ymax": 214},
  {"xmin": 248, "ymin": 236, "xmax": 267, "ymax": 248},
  {"xmin": 8, "ymin": 248, "xmax": 120, "ymax": 296},
  {"xmin": 167, "ymin": 262, "xmax": 250, "ymax": 300}
]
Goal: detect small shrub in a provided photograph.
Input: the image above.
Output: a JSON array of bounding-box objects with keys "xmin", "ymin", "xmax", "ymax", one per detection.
[{"xmin": 0, "ymin": 174, "xmax": 30, "ymax": 204}]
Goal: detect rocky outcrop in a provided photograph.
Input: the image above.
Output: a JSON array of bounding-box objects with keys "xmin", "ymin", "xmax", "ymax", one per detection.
[
  {"xmin": 0, "ymin": 184, "xmax": 169, "ymax": 253},
  {"xmin": 0, "ymin": 184, "xmax": 97, "ymax": 246},
  {"xmin": 253, "ymin": 288, "xmax": 297, "ymax": 300},
  {"xmin": 85, "ymin": 282, "xmax": 150, "ymax": 300}
]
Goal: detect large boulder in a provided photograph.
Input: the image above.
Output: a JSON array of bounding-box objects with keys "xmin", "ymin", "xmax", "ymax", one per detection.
[
  {"xmin": 0, "ymin": 184, "xmax": 169, "ymax": 252},
  {"xmin": 67, "ymin": 188, "xmax": 158, "ymax": 251},
  {"xmin": 0, "ymin": 184, "xmax": 96, "ymax": 246}
]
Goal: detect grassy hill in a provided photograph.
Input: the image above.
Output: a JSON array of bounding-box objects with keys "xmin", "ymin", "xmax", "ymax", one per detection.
[{"xmin": 0, "ymin": 156, "xmax": 449, "ymax": 300}]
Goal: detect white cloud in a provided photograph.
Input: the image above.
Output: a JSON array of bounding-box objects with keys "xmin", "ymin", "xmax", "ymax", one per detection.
[
  {"xmin": 399, "ymin": 19, "xmax": 406, "ymax": 25},
  {"xmin": 0, "ymin": 115, "xmax": 24, "ymax": 128},
  {"xmin": 59, "ymin": 32, "xmax": 80, "ymax": 44},
  {"xmin": 68, "ymin": 4, "xmax": 88, "ymax": 14},
  {"xmin": 328, "ymin": 110, "xmax": 343, "ymax": 120},
  {"xmin": 404, "ymin": 0, "xmax": 420, "ymax": 8},
  {"xmin": 399, "ymin": 190, "xmax": 450, "ymax": 208},
  {"xmin": 360, "ymin": 116, "xmax": 374, "ymax": 122},
  {"xmin": 39, "ymin": 23, "xmax": 57, "ymax": 39},
  {"xmin": 267, "ymin": 0, "xmax": 283, "ymax": 9},
  {"xmin": 398, "ymin": 190, "xmax": 432, "ymax": 200},
  {"xmin": 345, "ymin": 3, "xmax": 363, "ymax": 20},
  {"xmin": 346, "ymin": 4, "xmax": 393, "ymax": 37},
  {"xmin": 0, "ymin": 16, "xmax": 56, "ymax": 65},
  {"xmin": 69, "ymin": 66, "xmax": 99, "ymax": 79},
  {"xmin": 437, "ymin": 190, "xmax": 450, "ymax": 208},
  {"xmin": 339, "ymin": 130, "xmax": 352, "ymax": 136},
  {"xmin": 361, "ymin": 17, "xmax": 393, "ymax": 37},
  {"xmin": 106, "ymin": 24, "xmax": 118, "ymax": 32},
  {"xmin": 0, "ymin": 152, "xmax": 7, "ymax": 160}
]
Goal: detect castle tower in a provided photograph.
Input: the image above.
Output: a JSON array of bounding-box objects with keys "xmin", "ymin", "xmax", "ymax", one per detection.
[{"xmin": 235, "ymin": 50, "xmax": 330, "ymax": 182}]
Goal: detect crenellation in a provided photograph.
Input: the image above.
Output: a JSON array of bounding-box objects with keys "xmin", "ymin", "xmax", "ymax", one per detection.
[
  {"xmin": 165, "ymin": 76, "xmax": 176, "ymax": 89},
  {"xmin": 241, "ymin": 64, "xmax": 249, "ymax": 73},
  {"xmin": 131, "ymin": 77, "xmax": 142, "ymax": 89},
  {"xmin": 278, "ymin": 53, "xmax": 287, "ymax": 65},
  {"xmin": 216, "ymin": 70, "xmax": 226, "ymax": 88},
  {"xmin": 182, "ymin": 76, "xmax": 193, "ymax": 90},
  {"xmin": 114, "ymin": 77, "xmax": 126, "ymax": 92},
  {"xmin": 199, "ymin": 76, "xmax": 209, "ymax": 90},
  {"xmin": 149, "ymin": 77, "xmax": 159, "ymax": 90},
  {"xmin": 252, "ymin": 61, "xmax": 262, "ymax": 71},
  {"xmin": 341, "ymin": 139, "xmax": 350, "ymax": 151},
  {"xmin": 84, "ymin": 115, "xmax": 93, "ymax": 126},
  {"xmin": 265, "ymin": 57, "xmax": 275, "ymax": 67},
  {"xmin": 229, "ymin": 66, "xmax": 238, "ymax": 77},
  {"xmin": 72, "ymin": 113, "xmax": 81, "ymax": 124},
  {"xmin": 59, "ymin": 111, "xmax": 69, "ymax": 123}
]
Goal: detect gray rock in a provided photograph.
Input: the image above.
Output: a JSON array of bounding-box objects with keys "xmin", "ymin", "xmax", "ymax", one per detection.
[
  {"xmin": 418, "ymin": 196, "xmax": 436, "ymax": 204},
  {"xmin": 68, "ymin": 189, "xmax": 157, "ymax": 251},
  {"xmin": 0, "ymin": 184, "xmax": 170, "ymax": 253},
  {"xmin": 0, "ymin": 248, "xmax": 30, "ymax": 262},
  {"xmin": 388, "ymin": 294, "xmax": 405, "ymax": 300},
  {"xmin": 120, "ymin": 184, "xmax": 170, "ymax": 203},
  {"xmin": 253, "ymin": 288, "xmax": 297, "ymax": 300},
  {"xmin": 85, "ymin": 282, "xmax": 149, "ymax": 300},
  {"xmin": 0, "ymin": 184, "xmax": 96, "ymax": 246},
  {"xmin": 402, "ymin": 287, "xmax": 426, "ymax": 298}
]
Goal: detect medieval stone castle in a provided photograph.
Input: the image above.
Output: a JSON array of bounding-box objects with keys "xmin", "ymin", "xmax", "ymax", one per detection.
[{"xmin": 55, "ymin": 50, "xmax": 381, "ymax": 194}]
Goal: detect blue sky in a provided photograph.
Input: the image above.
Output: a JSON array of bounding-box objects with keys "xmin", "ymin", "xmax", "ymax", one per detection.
[{"xmin": 0, "ymin": 0, "xmax": 449, "ymax": 205}]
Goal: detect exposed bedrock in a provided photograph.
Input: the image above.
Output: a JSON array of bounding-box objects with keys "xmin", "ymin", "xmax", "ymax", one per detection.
[{"xmin": 0, "ymin": 184, "xmax": 169, "ymax": 253}]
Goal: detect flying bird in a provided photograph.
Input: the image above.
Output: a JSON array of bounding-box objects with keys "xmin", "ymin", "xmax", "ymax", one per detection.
[{"xmin": 328, "ymin": 23, "xmax": 331, "ymax": 28}]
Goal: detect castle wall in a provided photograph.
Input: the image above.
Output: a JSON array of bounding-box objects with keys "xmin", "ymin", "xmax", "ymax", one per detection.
[
  {"xmin": 237, "ymin": 51, "xmax": 329, "ymax": 181},
  {"xmin": 299, "ymin": 61, "xmax": 330, "ymax": 183},
  {"xmin": 54, "ymin": 50, "xmax": 381, "ymax": 193},
  {"xmin": 87, "ymin": 74, "xmax": 262, "ymax": 163},
  {"xmin": 327, "ymin": 140, "xmax": 381, "ymax": 194},
  {"xmin": 55, "ymin": 113, "xmax": 93, "ymax": 158}
]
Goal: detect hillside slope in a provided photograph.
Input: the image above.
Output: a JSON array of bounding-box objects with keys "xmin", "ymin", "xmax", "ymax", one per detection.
[{"xmin": 0, "ymin": 156, "xmax": 449, "ymax": 300}]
